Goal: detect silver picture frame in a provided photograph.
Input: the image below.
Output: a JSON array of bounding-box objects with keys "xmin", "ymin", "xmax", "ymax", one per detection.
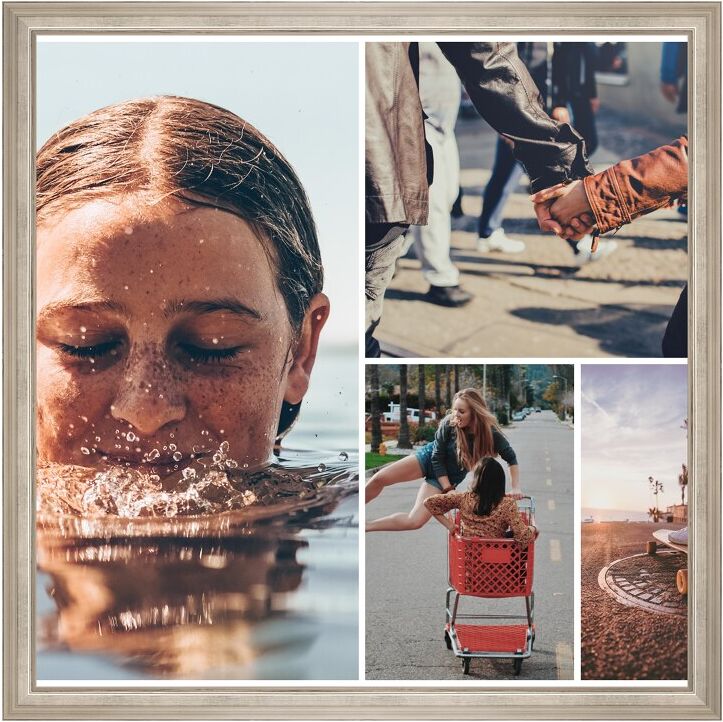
[{"xmin": 3, "ymin": 2, "xmax": 720, "ymax": 719}]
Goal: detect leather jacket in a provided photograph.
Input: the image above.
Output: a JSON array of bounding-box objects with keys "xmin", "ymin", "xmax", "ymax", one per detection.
[
  {"xmin": 366, "ymin": 42, "xmax": 593, "ymax": 226},
  {"xmin": 583, "ymin": 136, "xmax": 688, "ymax": 234}
]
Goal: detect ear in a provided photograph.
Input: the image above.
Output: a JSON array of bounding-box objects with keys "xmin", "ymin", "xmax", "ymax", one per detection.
[{"xmin": 283, "ymin": 293, "xmax": 330, "ymax": 405}]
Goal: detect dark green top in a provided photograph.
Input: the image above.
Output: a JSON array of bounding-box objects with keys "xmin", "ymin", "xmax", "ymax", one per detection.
[{"xmin": 431, "ymin": 417, "xmax": 518, "ymax": 484}]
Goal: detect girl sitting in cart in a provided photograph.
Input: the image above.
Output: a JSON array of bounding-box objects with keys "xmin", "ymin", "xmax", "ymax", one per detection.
[
  {"xmin": 366, "ymin": 388, "xmax": 522, "ymax": 532},
  {"xmin": 424, "ymin": 458, "xmax": 537, "ymax": 543}
]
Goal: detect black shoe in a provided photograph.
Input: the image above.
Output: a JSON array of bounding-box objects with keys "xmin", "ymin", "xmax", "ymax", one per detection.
[{"xmin": 425, "ymin": 285, "xmax": 473, "ymax": 307}]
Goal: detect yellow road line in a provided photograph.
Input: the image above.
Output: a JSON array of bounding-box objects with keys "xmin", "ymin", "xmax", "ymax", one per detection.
[
  {"xmin": 547, "ymin": 499, "xmax": 556, "ymax": 511},
  {"xmin": 550, "ymin": 538, "xmax": 561, "ymax": 562},
  {"xmin": 556, "ymin": 641, "xmax": 573, "ymax": 680}
]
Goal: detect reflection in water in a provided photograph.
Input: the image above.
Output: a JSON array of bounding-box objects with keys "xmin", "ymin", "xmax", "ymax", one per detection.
[{"xmin": 36, "ymin": 454, "xmax": 358, "ymax": 680}]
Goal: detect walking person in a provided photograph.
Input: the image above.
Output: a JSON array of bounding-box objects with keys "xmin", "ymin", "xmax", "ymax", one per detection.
[
  {"xmin": 366, "ymin": 388, "xmax": 522, "ymax": 532},
  {"xmin": 477, "ymin": 42, "xmax": 616, "ymax": 263},
  {"xmin": 408, "ymin": 42, "xmax": 473, "ymax": 307}
]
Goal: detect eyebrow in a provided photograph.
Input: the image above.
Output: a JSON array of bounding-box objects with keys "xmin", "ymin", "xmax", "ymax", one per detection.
[
  {"xmin": 164, "ymin": 298, "xmax": 264, "ymax": 321},
  {"xmin": 37, "ymin": 299, "xmax": 130, "ymax": 324},
  {"xmin": 37, "ymin": 297, "xmax": 263, "ymax": 324}
]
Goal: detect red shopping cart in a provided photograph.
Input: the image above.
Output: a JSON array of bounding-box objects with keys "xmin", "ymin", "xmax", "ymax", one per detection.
[{"xmin": 443, "ymin": 496, "xmax": 535, "ymax": 676}]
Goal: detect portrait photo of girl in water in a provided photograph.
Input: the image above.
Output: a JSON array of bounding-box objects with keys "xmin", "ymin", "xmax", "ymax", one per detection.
[{"xmin": 34, "ymin": 40, "xmax": 358, "ymax": 681}]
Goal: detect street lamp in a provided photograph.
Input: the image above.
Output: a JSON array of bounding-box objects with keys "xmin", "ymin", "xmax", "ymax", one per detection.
[{"xmin": 553, "ymin": 375, "xmax": 568, "ymax": 421}]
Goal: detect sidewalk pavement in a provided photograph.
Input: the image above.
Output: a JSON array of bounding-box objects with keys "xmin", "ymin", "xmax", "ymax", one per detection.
[{"xmin": 377, "ymin": 108, "xmax": 688, "ymax": 358}]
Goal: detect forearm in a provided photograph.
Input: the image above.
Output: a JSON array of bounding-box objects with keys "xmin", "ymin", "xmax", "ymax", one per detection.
[
  {"xmin": 433, "ymin": 513, "xmax": 456, "ymax": 533},
  {"xmin": 509, "ymin": 464, "xmax": 521, "ymax": 492},
  {"xmin": 438, "ymin": 41, "xmax": 592, "ymax": 191},
  {"xmin": 583, "ymin": 136, "xmax": 688, "ymax": 233}
]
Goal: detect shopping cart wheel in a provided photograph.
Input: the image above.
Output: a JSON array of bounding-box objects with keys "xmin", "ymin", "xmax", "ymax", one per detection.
[
  {"xmin": 513, "ymin": 658, "xmax": 523, "ymax": 676},
  {"xmin": 461, "ymin": 657, "xmax": 471, "ymax": 675},
  {"xmin": 444, "ymin": 631, "xmax": 452, "ymax": 650}
]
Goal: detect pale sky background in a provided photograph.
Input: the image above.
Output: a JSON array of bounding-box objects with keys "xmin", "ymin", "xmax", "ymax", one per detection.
[
  {"xmin": 581, "ymin": 364, "xmax": 688, "ymax": 515},
  {"xmin": 36, "ymin": 40, "xmax": 358, "ymax": 348}
]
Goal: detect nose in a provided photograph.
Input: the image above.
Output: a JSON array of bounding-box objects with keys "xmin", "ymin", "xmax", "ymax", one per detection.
[{"xmin": 110, "ymin": 345, "xmax": 186, "ymax": 435}]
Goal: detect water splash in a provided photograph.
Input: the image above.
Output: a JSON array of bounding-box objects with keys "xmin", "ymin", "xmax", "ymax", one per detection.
[{"xmin": 36, "ymin": 442, "xmax": 357, "ymax": 522}]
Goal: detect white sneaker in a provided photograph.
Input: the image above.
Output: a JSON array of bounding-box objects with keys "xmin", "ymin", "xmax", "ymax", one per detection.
[
  {"xmin": 669, "ymin": 527, "xmax": 688, "ymax": 545},
  {"xmin": 575, "ymin": 235, "xmax": 618, "ymax": 264},
  {"xmin": 477, "ymin": 228, "xmax": 526, "ymax": 254}
]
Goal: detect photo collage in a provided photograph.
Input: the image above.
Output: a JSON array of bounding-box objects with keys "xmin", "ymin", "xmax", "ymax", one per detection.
[{"xmin": 33, "ymin": 37, "xmax": 688, "ymax": 686}]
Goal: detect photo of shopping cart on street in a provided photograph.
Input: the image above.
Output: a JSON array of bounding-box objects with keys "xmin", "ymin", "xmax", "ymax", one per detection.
[{"xmin": 365, "ymin": 364, "xmax": 573, "ymax": 679}]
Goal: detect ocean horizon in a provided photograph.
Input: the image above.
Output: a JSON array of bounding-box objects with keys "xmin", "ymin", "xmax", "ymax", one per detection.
[{"xmin": 582, "ymin": 507, "xmax": 653, "ymax": 523}]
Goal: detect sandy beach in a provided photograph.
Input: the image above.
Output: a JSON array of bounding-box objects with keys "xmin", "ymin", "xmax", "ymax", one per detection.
[{"xmin": 582, "ymin": 522, "xmax": 687, "ymax": 680}]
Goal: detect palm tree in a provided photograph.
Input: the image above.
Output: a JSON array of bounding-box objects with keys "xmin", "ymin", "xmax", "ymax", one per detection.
[
  {"xmin": 398, "ymin": 365, "xmax": 411, "ymax": 449},
  {"xmin": 369, "ymin": 365, "xmax": 382, "ymax": 453},
  {"xmin": 417, "ymin": 364, "xmax": 426, "ymax": 426},
  {"xmin": 678, "ymin": 463, "xmax": 688, "ymax": 505},
  {"xmin": 648, "ymin": 475, "xmax": 663, "ymax": 521},
  {"xmin": 445, "ymin": 365, "xmax": 452, "ymax": 408},
  {"xmin": 434, "ymin": 366, "xmax": 442, "ymax": 415}
]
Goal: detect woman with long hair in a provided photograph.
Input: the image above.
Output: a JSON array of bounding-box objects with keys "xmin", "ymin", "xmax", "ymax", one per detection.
[
  {"xmin": 366, "ymin": 387, "xmax": 521, "ymax": 532},
  {"xmin": 424, "ymin": 458, "xmax": 536, "ymax": 543}
]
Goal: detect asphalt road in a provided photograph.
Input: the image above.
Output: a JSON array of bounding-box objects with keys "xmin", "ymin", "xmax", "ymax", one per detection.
[{"xmin": 365, "ymin": 410, "xmax": 574, "ymax": 680}]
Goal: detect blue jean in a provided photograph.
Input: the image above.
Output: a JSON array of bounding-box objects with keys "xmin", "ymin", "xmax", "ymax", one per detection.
[{"xmin": 478, "ymin": 137, "xmax": 524, "ymax": 239}]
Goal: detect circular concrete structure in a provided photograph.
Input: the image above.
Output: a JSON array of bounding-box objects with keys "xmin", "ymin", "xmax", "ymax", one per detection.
[{"xmin": 597, "ymin": 550, "xmax": 687, "ymax": 617}]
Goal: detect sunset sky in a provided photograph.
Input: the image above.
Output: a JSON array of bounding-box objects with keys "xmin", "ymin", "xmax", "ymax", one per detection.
[{"xmin": 581, "ymin": 364, "xmax": 688, "ymax": 517}]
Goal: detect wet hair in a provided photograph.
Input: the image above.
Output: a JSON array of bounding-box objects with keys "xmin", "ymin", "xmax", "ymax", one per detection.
[
  {"xmin": 470, "ymin": 458, "xmax": 506, "ymax": 517},
  {"xmin": 447, "ymin": 388, "xmax": 499, "ymax": 470},
  {"xmin": 37, "ymin": 96, "xmax": 324, "ymax": 437},
  {"xmin": 36, "ymin": 95, "xmax": 323, "ymax": 335}
]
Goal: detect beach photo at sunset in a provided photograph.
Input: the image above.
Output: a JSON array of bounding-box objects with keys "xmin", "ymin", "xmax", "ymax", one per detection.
[{"xmin": 581, "ymin": 364, "xmax": 687, "ymax": 680}]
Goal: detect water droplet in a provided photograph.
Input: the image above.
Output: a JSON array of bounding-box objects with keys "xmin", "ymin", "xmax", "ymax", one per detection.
[
  {"xmin": 169, "ymin": 433, "xmax": 175, "ymax": 439},
  {"xmin": 212, "ymin": 338, "xmax": 219, "ymax": 345},
  {"xmin": 126, "ymin": 431, "xmax": 137, "ymax": 442},
  {"xmin": 146, "ymin": 449, "xmax": 160, "ymax": 461},
  {"xmin": 339, "ymin": 451, "xmax": 349, "ymax": 461},
  {"xmin": 219, "ymin": 441, "xmax": 229, "ymax": 454},
  {"xmin": 317, "ymin": 463, "xmax": 327, "ymax": 472},
  {"xmin": 95, "ymin": 436, "xmax": 101, "ymax": 442},
  {"xmin": 169, "ymin": 443, "xmax": 177, "ymax": 451},
  {"xmin": 80, "ymin": 325, "xmax": 87, "ymax": 333},
  {"xmin": 80, "ymin": 447, "xmax": 90, "ymax": 455},
  {"xmin": 124, "ymin": 285, "xmax": 129, "ymax": 290},
  {"xmin": 124, "ymin": 226, "xmax": 134, "ymax": 235},
  {"xmin": 172, "ymin": 451, "xmax": 182, "ymax": 462}
]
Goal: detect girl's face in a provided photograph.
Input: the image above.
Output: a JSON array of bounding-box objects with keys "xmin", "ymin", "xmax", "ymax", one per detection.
[
  {"xmin": 36, "ymin": 195, "xmax": 325, "ymax": 475},
  {"xmin": 452, "ymin": 398, "xmax": 472, "ymax": 429}
]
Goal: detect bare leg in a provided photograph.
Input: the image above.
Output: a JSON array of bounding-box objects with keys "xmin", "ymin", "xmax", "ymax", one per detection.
[
  {"xmin": 365, "ymin": 453, "xmax": 424, "ymax": 504},
  {"xmin": 366, "ymin": 480, "xmax": 439, "ymax": 532}
]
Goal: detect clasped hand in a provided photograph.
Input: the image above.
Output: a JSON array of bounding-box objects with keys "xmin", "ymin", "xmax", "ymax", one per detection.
[{"xmin": 530, "ymin": 179, "xmax": 595, "ymax": 241}]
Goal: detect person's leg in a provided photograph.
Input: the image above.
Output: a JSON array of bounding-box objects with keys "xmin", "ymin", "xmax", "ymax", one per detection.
[
  {"xmin": 478, "ymin": 137, "xmax": 520, "ymax": 238},
  {"xmin": 662, "ymin": 284, "xmax": 688, "ymax": 358},
  {"xmin": 412, "ymin": 125, "xmax": 473, "ymax": 307},
  {"xmin": 366, "ymin": 479, "xmax": 439, "ymax": 532},
  {"xmin": 413, "ymin": 126, "xmax": 461, "ymax": 289},
  {"xmin": 365, "ymin": 452, "xmax": 425, "ymax": 504},
  {"xmin": 365, "ymin": 223, "xmax": 409, "ymax": 357},
  {"xmin": 570, "ymin": 99, "xmax": 598, "ymax": 156}
]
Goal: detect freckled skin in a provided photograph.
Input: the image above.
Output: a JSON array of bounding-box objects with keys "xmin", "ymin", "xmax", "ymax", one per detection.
[{"xmin": 36, "ymin": 195, "xmax": 299, "ymax": 473}]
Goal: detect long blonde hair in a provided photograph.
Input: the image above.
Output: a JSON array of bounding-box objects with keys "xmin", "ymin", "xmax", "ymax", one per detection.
[{"xmin": 448, "ymin": 388, "xmax": 499, "ymax": 470}]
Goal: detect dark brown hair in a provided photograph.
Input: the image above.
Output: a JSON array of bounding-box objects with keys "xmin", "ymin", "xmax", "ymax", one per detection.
[
  {"xmin": 36, "ymin": 95, "xmax": 323, "ymax": 333},
  {"xmin": 470, "ymin": 458, "xmax": 506, "ymax": 517}
]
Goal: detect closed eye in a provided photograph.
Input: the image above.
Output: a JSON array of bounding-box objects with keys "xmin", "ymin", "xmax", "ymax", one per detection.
[
  {"xmin": 177, "ymin": 343, "xmax": 245, "ymax": 364},
  {"xmin": 58, "ymin": 340, "xmax": 123, "ymax": 359}
]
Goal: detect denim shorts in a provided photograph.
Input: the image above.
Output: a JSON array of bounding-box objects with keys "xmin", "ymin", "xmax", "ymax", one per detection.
[{"xmin": 415, "ymin": 442, "xmax": 463, "ymax": 491}]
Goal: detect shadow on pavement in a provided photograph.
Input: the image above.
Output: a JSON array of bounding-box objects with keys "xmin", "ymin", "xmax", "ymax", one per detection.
[
  {"xmin": 511, "ymin": 304, "xmax": 672, "ymax": 357},
  {"xmin": 448, "ymin": 254, "xmax": 686, "ymax": 288}
]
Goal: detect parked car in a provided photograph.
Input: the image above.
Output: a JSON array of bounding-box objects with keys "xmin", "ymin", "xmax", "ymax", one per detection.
[{"xmin": 512, "ymin": 411, "xmax": 526, "ymax": 422}]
